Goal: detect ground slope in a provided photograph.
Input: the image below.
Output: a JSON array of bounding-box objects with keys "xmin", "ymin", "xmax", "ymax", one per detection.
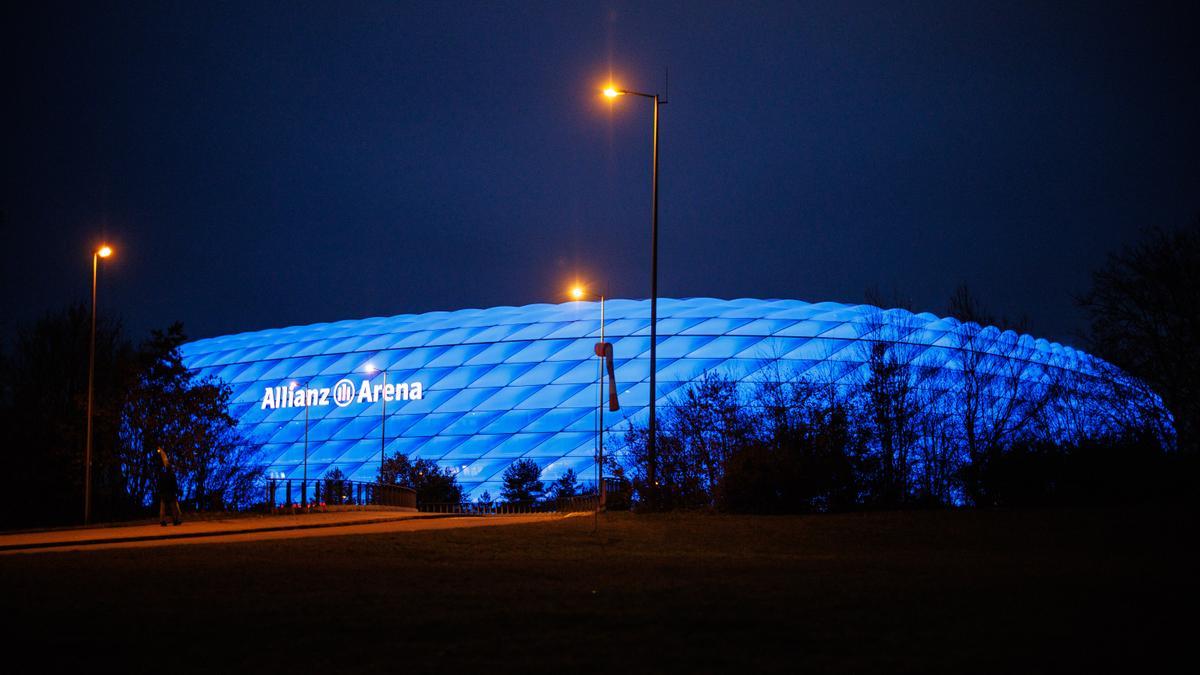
[{"xmin": 1, "ymin": 508, "xmax": 1193, "ymax": 672}]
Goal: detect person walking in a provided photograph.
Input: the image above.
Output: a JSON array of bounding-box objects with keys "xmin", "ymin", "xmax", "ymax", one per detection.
[{"xmin": 156, "ymin": 447, "xmax": 182, "ymax": 526}]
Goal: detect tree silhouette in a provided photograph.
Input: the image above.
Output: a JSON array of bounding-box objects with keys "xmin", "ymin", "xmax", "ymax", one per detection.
[
  {"xmin": 1080, "ymin": 221, "xmax": 1200, "ymax": 454},
  {"xmin": 500, "ymin": 458, "xmax": 543, "ymax": 504},
  {"xmin": 0, "ymin": 304, "xmax": 130, "ymax": 526},
  {"xmin": 547, "ymin": 468, "xmax": 579, "ymax": 501},
  {"xmin": 119, "ymin": 323, "xmax": 263, "ymax": 511}
]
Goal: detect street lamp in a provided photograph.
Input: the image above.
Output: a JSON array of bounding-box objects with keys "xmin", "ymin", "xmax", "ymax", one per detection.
[
  {"xmin": 290, "ymin": 380, "xmax": 310, "ymax": 508},
  {"xmin": 604, "ymin": 82, "xmax": 665, "ymax": 508},
  {"xmin": 84, "ymin": 244, "xmax": 113, "ymax": 525},
  {"xmin": 365, "ymin": 363, "xmax": 388, "ymax": 475},
  {"xmin": 569, "ymin": 284, "xmax": 608, "ymax": 526}
]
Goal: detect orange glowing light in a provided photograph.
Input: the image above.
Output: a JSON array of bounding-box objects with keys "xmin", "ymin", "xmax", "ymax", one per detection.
[{"xmin": 97, "ymin": 245, "xmax": 113, "ymax": 258}]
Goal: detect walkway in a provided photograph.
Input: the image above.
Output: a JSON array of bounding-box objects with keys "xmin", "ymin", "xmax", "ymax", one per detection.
[{"xmin": 0, "ymin": 510, "xmax": 565, "ymax": 555}]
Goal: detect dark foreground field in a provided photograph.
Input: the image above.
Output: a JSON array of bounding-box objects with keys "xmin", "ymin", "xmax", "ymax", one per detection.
[{"xmin": 2, "ymin": 507, "xmax": 1194, "ymax": 673}]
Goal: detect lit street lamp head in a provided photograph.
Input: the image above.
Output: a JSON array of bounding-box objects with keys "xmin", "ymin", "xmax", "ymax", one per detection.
[
  {"xmin": 571, "ymin": 285, "xmax": 585, "ymax": 300},
  {"xmin": 603, "ymin": 87, "xmax": 621, "ymax": 98},
  {"xmin": 97, "ymin": 245, "xmax": 113, "ymax": 258}
]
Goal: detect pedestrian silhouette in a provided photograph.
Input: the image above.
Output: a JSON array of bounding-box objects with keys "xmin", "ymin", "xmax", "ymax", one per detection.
[{"xmin": 156, "ymin": 447, "xmax": 182, "ymax": 526}]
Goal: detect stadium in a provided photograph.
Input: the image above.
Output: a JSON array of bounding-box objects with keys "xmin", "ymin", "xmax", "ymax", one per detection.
[{"xmin": 180, "ymin": 298, "xmax": 1151, "ymax": 500}]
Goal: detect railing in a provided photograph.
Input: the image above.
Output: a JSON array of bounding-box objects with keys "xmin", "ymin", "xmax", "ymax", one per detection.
[
  {"xmin": 263, "ymin": 479, "xmax": 600, "ymax": 516},
  {"xmin": 419, "ymin": 494, "xmax": 600, "ymax": 515},
  {"xmin": 264, "ymin": 478, "xmax": 416, "ymax": 512}
]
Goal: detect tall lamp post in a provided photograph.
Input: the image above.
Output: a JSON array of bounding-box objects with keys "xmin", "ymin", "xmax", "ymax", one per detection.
[
  {"xmin": 570, "ymin": 285, "xmax": 607, "ymax": 525},
  {"xmin": 604, "ymin": 83, "xmax": 665, "ymax": 507},
  {"xmin": 84, "ymin": 244, "xmax": 113, "ymax": 525}
]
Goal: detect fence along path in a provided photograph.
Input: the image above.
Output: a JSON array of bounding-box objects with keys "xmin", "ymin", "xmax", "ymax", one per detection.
[{"xmin": 265, "ymin": 478, "xmax": 598, "ymax": 516}]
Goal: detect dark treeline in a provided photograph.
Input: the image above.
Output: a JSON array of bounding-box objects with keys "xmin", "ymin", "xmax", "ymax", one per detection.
[
  {"xmin": 378, "ymin": 453, "xmax": 463, "ymax": 504},
  {"xmin": 610, "ymin": 365, "xmax": 1169, "ymax": 513},
  {"xmin": 610, "ymin": 221, "xmax": 1199, "ymax": 512},
  {"xmin": 375, "ymin": 453, "xmax": 590, "ymax": 508},
  {"xmin": 0, "ymin": 305, "xmax": 262, "ymax": 528}
]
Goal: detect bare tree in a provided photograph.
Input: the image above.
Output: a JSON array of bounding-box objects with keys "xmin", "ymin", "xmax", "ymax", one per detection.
[
  {"xmin": 942, "ymin": 287, "xmax": 1056, "ymax": 505},
  {"xmin": 670, "ymin": 372, "xmax": 752, "ymax": 505},
  {"xmin": 612, "ymin": 373, "xmax": 748, "ymax": 509},
  {"xmin": 858, "ymin": 307, "xmax": 926, "ymax": 506},
  {"xmin": 912, "ymin": 409, "xmax": 958, "ymax": 506}
]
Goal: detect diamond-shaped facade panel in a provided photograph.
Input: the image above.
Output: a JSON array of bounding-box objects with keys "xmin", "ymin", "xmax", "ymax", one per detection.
[{"xmin": 182, "ymin": 298, "xmax": 1146, "ymax": 500}]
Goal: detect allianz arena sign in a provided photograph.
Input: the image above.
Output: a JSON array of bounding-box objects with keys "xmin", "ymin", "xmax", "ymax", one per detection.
[{"xmin": 260, "ymin": 378, "xmax": 424, "ymax": 410}]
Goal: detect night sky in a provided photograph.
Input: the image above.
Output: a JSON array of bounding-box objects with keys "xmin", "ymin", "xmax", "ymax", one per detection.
[{"xmin": 3, "ymin": 1, "xmax": 1197, "ymax": 349}]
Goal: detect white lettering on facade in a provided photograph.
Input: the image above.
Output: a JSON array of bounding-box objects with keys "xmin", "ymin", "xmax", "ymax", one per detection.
[{"xmin": 260, "ymin": 378, "xmax": 425, "ymax": 410}]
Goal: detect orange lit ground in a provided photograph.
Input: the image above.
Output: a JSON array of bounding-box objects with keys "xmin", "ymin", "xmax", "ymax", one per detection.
[{"xmin": 0, "ymin": 510, "xmax": 557, "ymax": 554}]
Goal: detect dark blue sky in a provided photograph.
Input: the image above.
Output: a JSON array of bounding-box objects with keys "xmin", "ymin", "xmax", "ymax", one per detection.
[{"xmin": 3, "ymin": 1, "xmax": 1197, "ymax": 348}]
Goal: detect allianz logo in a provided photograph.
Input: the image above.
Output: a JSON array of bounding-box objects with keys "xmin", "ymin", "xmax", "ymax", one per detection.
[{"xmin": 261, "ymin": 378, "xmax": 424, "ymax": 410}]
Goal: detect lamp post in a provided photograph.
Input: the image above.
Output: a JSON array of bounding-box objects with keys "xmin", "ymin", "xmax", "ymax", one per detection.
[
  {"xmin": 570, "ymin": 285, "xmax": 607, "ymax": 526},
  {"xmin": 290, "ymin": 380, "xmax": 310, "ymax": 508},
  {"xmin": 604, "ymin": 83, "xmax": 664, "ymax": 508},
  {"xmin": 84, "ymin": 244, "xmax": 113, "ymax": 525},
  {"xmin": 365, "ymin": 364, "xmax": 387, "ymax": 474}
]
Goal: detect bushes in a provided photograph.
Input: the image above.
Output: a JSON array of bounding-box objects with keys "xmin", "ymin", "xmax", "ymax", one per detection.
[
  {"xmin": 720, "ymin": 405, "xmax": 861, "ymax": 513},
  {"xmin": 966, "ymin": 431, "xmax": 1172, "ymax": 507}
]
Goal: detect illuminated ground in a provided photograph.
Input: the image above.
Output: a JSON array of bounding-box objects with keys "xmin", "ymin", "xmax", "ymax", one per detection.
[
  {"xmin": 0, "ymin": 510, "xmax": 557, "ymax": 554},
  {"xmin": 1, "ymin": 508, "xmax": 1192, "ymax": 672}
]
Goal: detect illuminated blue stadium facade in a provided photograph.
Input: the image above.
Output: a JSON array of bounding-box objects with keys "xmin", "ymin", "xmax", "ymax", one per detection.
[{"xmin": 180, "ymin": 298, "xmax": 1141, "ymax": 500}]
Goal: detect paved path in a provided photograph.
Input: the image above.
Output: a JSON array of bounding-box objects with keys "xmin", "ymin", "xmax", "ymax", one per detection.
[{"xmin": 0, "ymin": 511, "xmax": 566, "ymax": 554}]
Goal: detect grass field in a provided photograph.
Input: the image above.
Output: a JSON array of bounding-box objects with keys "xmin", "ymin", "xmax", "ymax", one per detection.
[{"xmin": 1, "ymin": 507, "xmax": 1193, "ymax": 672}]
